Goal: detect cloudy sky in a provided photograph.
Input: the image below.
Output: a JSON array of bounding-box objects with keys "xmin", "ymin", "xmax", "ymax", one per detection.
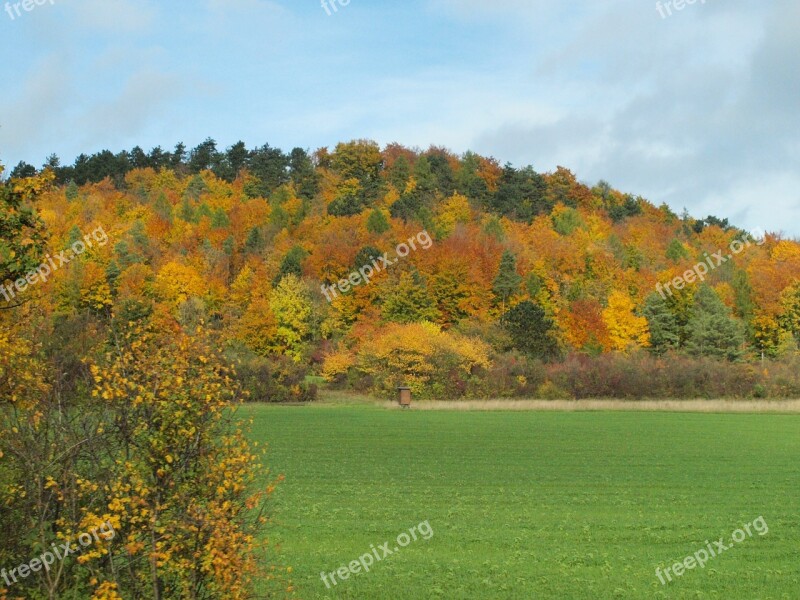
[{"xmin": 1, "ymin": 0, "xmax": 797, "ymax": 235}]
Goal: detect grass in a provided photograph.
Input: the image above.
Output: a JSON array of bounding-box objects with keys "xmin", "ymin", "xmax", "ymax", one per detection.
[{"xmin": 244, "ymin": 401, "xmax": 800, "ymax": 599}]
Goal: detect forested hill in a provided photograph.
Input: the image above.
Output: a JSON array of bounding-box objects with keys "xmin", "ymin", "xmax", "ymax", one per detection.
[{"xmin": 3, "ymin": 139, "xmax": 800, "ymax": 400}]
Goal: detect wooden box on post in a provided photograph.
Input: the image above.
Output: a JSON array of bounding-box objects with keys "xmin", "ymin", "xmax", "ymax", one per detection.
[{"xmin": 397, "ymin": 386, "xmax": 411, "ymax": 408}]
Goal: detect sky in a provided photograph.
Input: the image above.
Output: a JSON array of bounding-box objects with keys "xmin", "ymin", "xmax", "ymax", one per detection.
[{"xmin": 1, "ymin": 0, "xmax": 798, "ymax": 235}]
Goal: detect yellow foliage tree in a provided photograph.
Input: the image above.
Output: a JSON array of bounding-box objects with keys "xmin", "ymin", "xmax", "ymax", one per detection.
[
  {"xmin": 229, "ymin": 265, "xmax": 255, "ymax": 308},
  {"xmin": 321, "ymin": 349, "xmax": 356, "ymax": 382},
  {"xmin": 349, "ymin": 321, "xmax": 491, "ymax": 398},
  {"xmin": 602, "ymin": 290, "xmax": 650, "ymax": 352},
  {"xmin": 236, "ymin": 296, "xmax": 279, "ymax": 356},
  {"xmin": 434, "ymin": 192, "xmax": 472, "ymax": 237},
  {"xmin": 154, "ymin": 261, "xmax": 206, "ymax": 307},
  {"xmin": 751, "ymin": 312, "xmax": 793, "ymax": 357},
  {"xmin": 270, "ymin": 274, "xmax": 313, "ymax": 361},
  {"xmin": 80, "ymin": 262, "xmax": 114, "ymax": 311}
]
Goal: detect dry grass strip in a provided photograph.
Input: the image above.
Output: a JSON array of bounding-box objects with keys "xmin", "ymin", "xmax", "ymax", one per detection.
[{"xmin": 380, "ymin": 399, "xmax": 800, "ymax": 413}]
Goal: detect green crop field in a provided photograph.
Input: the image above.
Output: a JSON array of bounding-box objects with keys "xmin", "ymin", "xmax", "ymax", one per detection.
[{"xmin": 244, "ymin": 403, "xmax": 800, "ymax": 599}]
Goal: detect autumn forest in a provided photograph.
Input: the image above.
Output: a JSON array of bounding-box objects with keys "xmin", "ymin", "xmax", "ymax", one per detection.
[
  {"xmin": 6, "ymin": 139, "xmax": 800, "ymax": 402},
  {"xmin": 2, "ymin": 138, "xmax": 800, "ymax": 597}
]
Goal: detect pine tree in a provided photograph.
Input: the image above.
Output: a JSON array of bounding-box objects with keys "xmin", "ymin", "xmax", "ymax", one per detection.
[
  {"xmin": 732, "ymin": 270, "xmax": 755, "ymax": 321},
  {"xmin": 492, "ymin": 250, "xmax": 522, "ymax": 310},
  {"xmin": 685, "ymin": 285, "xmax": 745, "ymax": 360},
  {"xmin": 503, "ymin": 300, "xmax": 559, "ymax": 360},
  {"xmin": 483, "ymin": 216, "xmax": 505, "ymax": 241},
  {"xmin": 245, "ymin": 227, "xmax": 264, "ymax": 253},
  {"xmin": 643, "ymin": 293, "xmax": 681, "ymax": 354},
  {"xmin": 154, "ymin": 192, "xmax": 173, "ymax": 223},
  {"xmin": 366, "ymin": 208, "xmax": 390, "ymax": 235},
  {"xmin": 274, "ymin": 246, "xmax": 307, "ymax": 285},
  {"xmin": 388, "ymin": 155, "xmax": 411, "ymax": 191},
  {"xmin": 65, "ymin": 180, "xmax": 79, "ymax": 202},
  {"xmin": 179, "ymin": 196, "xmax": 196, "ymax": 223},
  {"xmin": 456, "ymin": 151, "xmax": 490, "ymax": 208},
  {"xmin": 665, "ymin": 238, "xmax": 689, "ymax": 263},
  {"xmin": 211, "ymin": 207, "xmax": 230, "ymax": 228}
]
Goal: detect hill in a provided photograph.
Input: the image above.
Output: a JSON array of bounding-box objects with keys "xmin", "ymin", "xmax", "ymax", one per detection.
[{"xmin": 4, "ymin": 139, "xmax": 800, "ymax": 400}]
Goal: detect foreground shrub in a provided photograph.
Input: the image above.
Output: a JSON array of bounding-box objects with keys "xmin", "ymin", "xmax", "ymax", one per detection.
[{"xmin": 1, "ymin": 321, "xmax": 279, "ymax": 599}]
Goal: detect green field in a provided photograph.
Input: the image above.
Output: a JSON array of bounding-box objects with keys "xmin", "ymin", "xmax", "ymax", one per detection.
[{"xmin": 244, "ymin": 403, "xmax": 800, "ymax": 599}]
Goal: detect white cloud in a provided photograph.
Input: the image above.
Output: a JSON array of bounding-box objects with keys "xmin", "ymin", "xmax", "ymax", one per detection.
[
  {"xmin": 76, "ymin": 70, "xmax": 189, "ymax": 146},
  {"xmin": 465, "ymin": 0, "xmax": 800, "ymax": 233},
  {"xmin": 70, "ymin": 0, "xmax": 158, "ymax": 33},
  {"xmin": 0, "ymin": 55, "xmax": 74, "ymax": 165}
]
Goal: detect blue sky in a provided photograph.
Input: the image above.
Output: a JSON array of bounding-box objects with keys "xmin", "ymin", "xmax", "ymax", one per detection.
[{"xmin": 1, "ymin": 0, "xmax": 798, "ymax": 235}]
